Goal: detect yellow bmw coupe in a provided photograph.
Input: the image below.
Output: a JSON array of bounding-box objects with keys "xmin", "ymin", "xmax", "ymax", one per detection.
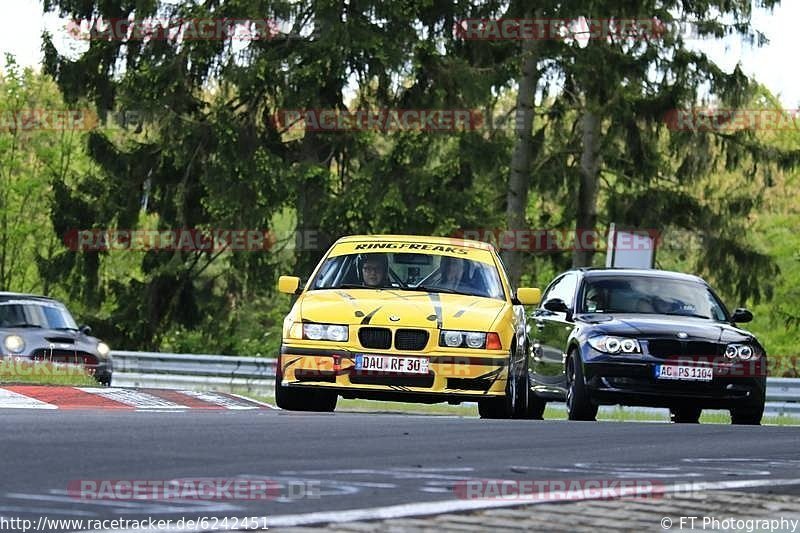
[{"xmin": 276, "ymin": 235, "xmax": 542, "ymax": 418}]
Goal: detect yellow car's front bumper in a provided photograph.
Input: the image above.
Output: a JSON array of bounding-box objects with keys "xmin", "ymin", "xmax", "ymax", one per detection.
[{"xmin": 278, "ymin": 344, "xmax": 509, "ymax": 402}]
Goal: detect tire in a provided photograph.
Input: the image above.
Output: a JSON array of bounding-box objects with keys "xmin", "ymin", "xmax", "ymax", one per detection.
[
  {"xmin": 523, "ymin": 392, "xmax": 546, "ymax": 420},
  {"xmin": 670, "ymin": 407, "xmax": 702, "ymax": 423},
  {"xmin": 730, "ymin": 404, "xmax": 764, "ymax": 425},
  {"xmin": 505, "ymin": 348, "xmax": 527, "ymax": 419},
  {"xmin": 478, "ymin": 397, "xmax": 507, "ymax": 419},
  {"xmin": 275, "ymin": 363, "xmax": 337, "ymax": 412},
  {"xmin": 566, "ymin": 352, "xmax": 598, "ymax": 421},
  {"xmin": 95, "ymin": 371, "xmax": 112, "ymax": 387}
]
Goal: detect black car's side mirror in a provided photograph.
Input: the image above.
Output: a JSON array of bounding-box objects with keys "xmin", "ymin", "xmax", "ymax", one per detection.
[
  {"xmin": 79, "ymin": 324, "xmax": 93, "ymax": 335},
  {"xmin": 731, "ymin": 308, "xmax": 753, "ymax": 323}
]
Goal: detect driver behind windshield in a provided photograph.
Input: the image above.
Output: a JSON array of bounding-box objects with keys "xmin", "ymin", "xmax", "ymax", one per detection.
[{"xmin": 360, "ymin": 254, "xmax": 389, "ymax": 287}]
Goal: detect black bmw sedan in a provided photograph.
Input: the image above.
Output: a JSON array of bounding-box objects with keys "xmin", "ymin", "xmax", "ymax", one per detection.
[
  {"xmin": 527, "ymin": 269, "xmax": 766, "ymax": 424},
  {"xmin": 1, "ymin": 293, "xmax": 112, "ymax": 385}
]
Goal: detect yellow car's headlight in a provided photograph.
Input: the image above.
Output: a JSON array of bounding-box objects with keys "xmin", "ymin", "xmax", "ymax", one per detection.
[
  {"xmin": 439, "ymin": 330, "xmax": 502, "ymax": 350},
  {"xmin": 302, "ymin": 323, "xmax": 349, "ymax": 342}
]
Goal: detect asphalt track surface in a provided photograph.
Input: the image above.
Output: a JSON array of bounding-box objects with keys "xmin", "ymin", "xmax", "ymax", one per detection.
[{"xmin": 1, "ymin": 409, "xmax": 799, "ymax": 530}]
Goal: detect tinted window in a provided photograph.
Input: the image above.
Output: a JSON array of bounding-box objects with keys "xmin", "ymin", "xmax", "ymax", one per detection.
[
  {"xmin": 542, "ymin": 273, "xmax": 578, "ymax": 307},
  {"xmin": 580, "ymin": 276, "xmax": 727, "ymax": 320}
]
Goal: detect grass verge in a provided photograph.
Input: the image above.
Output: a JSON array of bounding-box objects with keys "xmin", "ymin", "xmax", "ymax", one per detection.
[{"xmin": 0, "ymin": 357, "xmax": 99, "ymax": 386}]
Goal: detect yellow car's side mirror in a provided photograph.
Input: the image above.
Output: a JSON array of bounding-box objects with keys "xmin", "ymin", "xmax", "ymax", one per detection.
[
  {"xmin": 278, "ymin": 276, "xmax": 301, "ymax": 294},
  {"xmin": 516, "ymin": 287, "xmax": 542, "ymax": 306}
]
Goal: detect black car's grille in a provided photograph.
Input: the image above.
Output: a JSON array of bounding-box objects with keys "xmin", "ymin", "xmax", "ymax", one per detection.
[
  {"xmin": 394, "ymin": 329, "xmax": 429, "ymax": 351},
  {"xmin": 31, "ymin": 349, "xmax": 98, "ymax": 366},
  {"xmin": 358, "ymin": 327, "xmax": 392, "ymax": 350},
  {"xmin": 646, "ymin": 340, "xmax": 721, "ymax": 358}
]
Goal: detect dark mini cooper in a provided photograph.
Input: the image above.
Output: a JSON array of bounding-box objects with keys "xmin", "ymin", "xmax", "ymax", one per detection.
[
  {"xmin": 528, "ymin": 269, "xmax": 766, "ymax": 424},
  {"xmin": 0, "ymin": 293, "xmax": 112, "ymax": 385}
]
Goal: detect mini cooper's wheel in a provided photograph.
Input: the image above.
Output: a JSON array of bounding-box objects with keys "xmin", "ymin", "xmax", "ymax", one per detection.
[
  {"xmin": 670, "ymin": 406, "xmax": 702, "ymax": 423},
  {"xmin": 566, "ymin": 352, "xmax": 597, "ymax": 421},
  {"xmin": 275, "ymin": 364, "xmax": 337, "ymax": 412},
  {"xmin": 730, "ymin": 403, "xmax": 764, "ymax": 425}
]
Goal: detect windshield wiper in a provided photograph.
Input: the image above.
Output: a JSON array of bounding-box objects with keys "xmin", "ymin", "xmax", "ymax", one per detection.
[
  {"xmin": 662, "ymin": 312, "xmax": 711, "ymax": 319},
  {"xmin": 406, "ymin": 285, "xmax": 460, "ymax": 295},
  {"xmin": 333, "ymin": 283, "xmax": 379, "ymax": 289},
  {"xmin": 53, "ymin": 327, "xmax": 79, "ymax": 331},
  {"xmin": 5, "ymin": 323, "xmax": 42, "ymax": 328}
]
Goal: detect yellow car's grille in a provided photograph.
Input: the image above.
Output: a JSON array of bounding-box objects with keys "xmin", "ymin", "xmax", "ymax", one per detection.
[
  {"xmin": 358, "ymin": 327, "xmax": 392, "ymax": 349},
  {"xmin": 394, "ymin": 329, "xmax": 429, "ymax": 351}
]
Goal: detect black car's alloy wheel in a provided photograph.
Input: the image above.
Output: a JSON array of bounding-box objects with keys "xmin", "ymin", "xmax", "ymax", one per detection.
[{"xmin": 566, "ymin": 353, "xmax": 598, "ymax": 421}]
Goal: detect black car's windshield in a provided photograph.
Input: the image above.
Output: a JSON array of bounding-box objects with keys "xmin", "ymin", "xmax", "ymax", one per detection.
[
  {"xmin": 580, "ymin": 276, "xmax": 728, "ymax": 321},
  {"xmin": 0, "ymin": 300, "xmax": 79, "ymax": 330},
  {"xmin": 309, "ymin": 251, "xmax": 506, "ymax": 300}
]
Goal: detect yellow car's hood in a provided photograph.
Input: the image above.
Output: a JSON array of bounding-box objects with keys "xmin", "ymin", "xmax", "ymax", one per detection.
[{"xmin": 298, "ymin": 289, "xmax": 507, "ymax": 330}]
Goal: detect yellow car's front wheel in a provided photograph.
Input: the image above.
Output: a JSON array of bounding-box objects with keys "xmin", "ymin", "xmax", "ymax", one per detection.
[{"xmin": 275, "ymin": 364, "xmax": 338, "ymax": 412}]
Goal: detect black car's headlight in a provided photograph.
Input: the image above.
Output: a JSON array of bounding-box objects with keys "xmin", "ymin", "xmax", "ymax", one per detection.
[
  {"xmin": 302, "ymin": 323, "xmax": 349, "ymax": 342},
  {"xmin": 4, "ymin": 335, "xmax": 25, "ymax": 353},
  {"xmin": 439, "ymin": 330, "xmax": 502, "ymax": 350},
  {"xmin": 588, "ymin": 335, "xmax": 641, "ymax": 354},
  {"xmin": 725, "ymin": 343, "xmax": 757, "ymax": 360},
  {"xmin": 97, "ymin": 342, "xmax": 111, "ymax": 357}
]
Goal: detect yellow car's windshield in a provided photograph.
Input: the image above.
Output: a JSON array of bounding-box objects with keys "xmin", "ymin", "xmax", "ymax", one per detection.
[{"xmin": 309, "ymin": 252, "xmax": 505, "ymax": 300}]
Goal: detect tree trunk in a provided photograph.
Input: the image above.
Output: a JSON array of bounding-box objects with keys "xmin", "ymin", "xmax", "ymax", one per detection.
[
  {"xmin": 572, "ymin": 109, "xmax": 601, "ymax": 267},
  {"xmin": 501, "ymin": 35, "xmax": 538, "ymax": 288}
]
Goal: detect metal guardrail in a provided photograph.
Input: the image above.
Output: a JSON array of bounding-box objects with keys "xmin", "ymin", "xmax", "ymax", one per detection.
[
  {"xmin": 763, "ymin": 377, "xmax": 800, "ymax": 417},
  {"xmin": 110, "ymin": 351, "xmax": 800, "ymax": 416},
  {"xmin": 110, "ymin": 351, "xmax": 276, "ymax": 395}
]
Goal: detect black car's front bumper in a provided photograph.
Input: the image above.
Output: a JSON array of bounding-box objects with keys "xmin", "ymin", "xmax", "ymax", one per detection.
[{"xmin": 581, "ymin": 352, "xmax": 766, "ymax": 409}]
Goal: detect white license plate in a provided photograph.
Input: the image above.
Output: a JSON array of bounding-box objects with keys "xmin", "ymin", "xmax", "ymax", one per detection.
[
  {"xmin": 355, "ymin": 354, "xmax": 430, "ymax": 374},
  {"xmin": 655, "ymin": 365, "xmax": 713, "ymax": 381}
]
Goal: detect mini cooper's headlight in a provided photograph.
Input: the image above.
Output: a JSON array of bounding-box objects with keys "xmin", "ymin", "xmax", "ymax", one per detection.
[
  {"xmin": 4, "ymin": 335, "xmax": 25, "ymax": 353},
  {"xmin": 588, "ymin": 335, "xmax": 641, "ymax": 354},
  {"xmin": 726, "ymin": 343, "xmax": 756, "ymax": 360},
  {"xmin": 97, "ymin": 342, "xmax": 111, "ymax": 357},
  {"xmin": 439, "ymin": 330, "xmax": 499, "ymax": 349},
  {"xmin": 302, "ymin": 323, "xmax": 349, "ymax": 342}
]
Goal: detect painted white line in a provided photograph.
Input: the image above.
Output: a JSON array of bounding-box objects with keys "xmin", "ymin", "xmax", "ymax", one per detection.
[
  {"xmin": 79, "ymin": 388, "xmax": 188, "ymax": 409},
  {"xmin": 263, "ymin": 477, "xmax": 800, "ymax": 527},
  {"xmin": 0, "ymin": 388, "xmax": 57, "ymax": 409},
  {"xmin": 226, "ymin": 392, "xmax": 277, "ymax": 409},
  {"xmin": 83, "ymin": 476, "xmax": 800, "ymax": 532},
  {"xmin": 178, "ymin": 390, "xmax": 263, "ymax": 410}
]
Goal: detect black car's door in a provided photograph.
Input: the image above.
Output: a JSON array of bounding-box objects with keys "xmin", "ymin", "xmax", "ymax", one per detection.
[{"xmin": 530, "ymin": 272, "xmax": 579, "ymax": 397}]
